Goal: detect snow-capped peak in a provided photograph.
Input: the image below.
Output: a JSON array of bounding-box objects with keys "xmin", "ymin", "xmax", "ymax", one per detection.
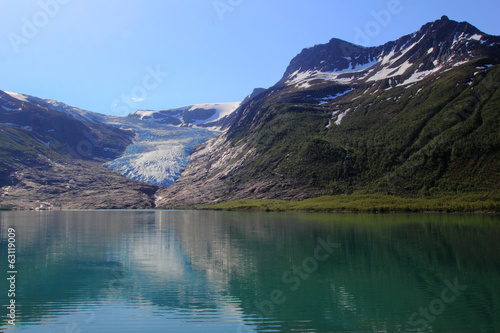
[{"xmin": 281, "ymin": 16, "xmax": 499, "ymax": 89}]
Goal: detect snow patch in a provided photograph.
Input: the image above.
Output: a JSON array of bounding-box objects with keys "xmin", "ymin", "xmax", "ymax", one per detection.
[
  {"xmin": 395, "ymin": 58, "xmax": 467, "ymax": 86},
  {"xmin": 452, "ymin": 59, "xmax": 470, "ymax": 67},
  {"xmin": 4, "ymin": 91, "xmax": 29, "ymax": 102},
  {"xmin": 399, "ymin": 69, "xmax": 436, "ymax": 86},
  {"xmin": 1, "ymin": 106, "xmax": 20, "ymax": 112},
  {"xmin": 335, "ymin": 108, "xmax": 351, "ymax": 125},
  {"xmin": 316, "ymin": 89, "xmax": 353, "ymax": 104},
  {"xmin": 133, "ymin": 110, "xmax": 157, "ymax": 120},
  {"xmin": 35, "ymin": 138, "xmax": 51, "ymax": 147},
  {"xmin": 286, "ymin": 60, "xmax": 378, "ymax": 87},
  {"xmin": 1, "ymin": 123, "xmax": 32, "ymax": 131},
  {"xmin": 327, "ymin": 106, "xmax": 354, "ymax": 127}
]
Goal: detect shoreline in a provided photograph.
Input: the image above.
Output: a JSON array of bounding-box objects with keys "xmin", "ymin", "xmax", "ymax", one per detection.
[
  {"xmin": 1, "ymin": 192, "xmax": 499, "ymax": 213},
  {"xmin": 198, "ymin": 193, "xmax": 500, "ymax": 214}
]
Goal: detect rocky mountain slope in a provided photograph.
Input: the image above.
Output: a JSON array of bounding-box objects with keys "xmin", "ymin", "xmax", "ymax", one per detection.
[
  {"xmin": 0, "ymin": 90, "xmax": 244, "ymax": 209},
  {"xmin": 157, "ymin": 16, "xmax": 500, "ymax": 207},
  {"xmin": 0, "ymin": 90, "xmax": 159, "ymax": 209}
]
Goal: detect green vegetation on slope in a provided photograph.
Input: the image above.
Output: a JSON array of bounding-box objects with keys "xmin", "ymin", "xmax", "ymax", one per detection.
[
  {"xmin": 200, "ymin": 192, "xmax": 500, "ymax": 213},
  {"xmin": 222, "ymin": 60, "xmax": 500, "ymax": 197}
]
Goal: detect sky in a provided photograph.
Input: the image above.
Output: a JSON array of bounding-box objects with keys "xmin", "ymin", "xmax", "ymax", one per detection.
[{"xmin": 0, "ymin": 0, "xmax": 499, "ymax": 115}]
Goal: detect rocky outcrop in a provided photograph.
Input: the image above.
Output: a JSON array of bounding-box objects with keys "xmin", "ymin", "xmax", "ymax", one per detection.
[{"xmin": 0, "ymin": 157, "xmax": 158, "ymax": 210}]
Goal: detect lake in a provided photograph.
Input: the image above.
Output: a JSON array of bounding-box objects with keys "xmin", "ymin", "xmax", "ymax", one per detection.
[{"xmin": 0, "ymin": 210, "xmax": 499, "ymax": 332}]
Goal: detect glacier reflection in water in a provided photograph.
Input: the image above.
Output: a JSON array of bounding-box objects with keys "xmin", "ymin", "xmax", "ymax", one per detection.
[{"xmin": 0, "ymin": 210, "xmax": 499, "ymax": 332}]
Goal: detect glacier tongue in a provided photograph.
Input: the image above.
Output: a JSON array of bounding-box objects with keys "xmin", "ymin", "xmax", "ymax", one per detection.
[
  {"xmin": 104, "ymin": 118, "xmax": 218, "ymax": 186},
  {"xmin": 104, "ymin": 101, "xmax": 241, "ymax": 186}
]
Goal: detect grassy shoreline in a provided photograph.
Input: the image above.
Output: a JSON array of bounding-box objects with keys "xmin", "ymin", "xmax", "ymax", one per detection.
[{"xmin": 199, "ymin": 192, "xmax": 500, "ymax": 213}]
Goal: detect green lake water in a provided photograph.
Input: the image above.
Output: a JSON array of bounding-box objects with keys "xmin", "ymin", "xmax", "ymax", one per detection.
[{"xmin": 0, "ymin": 210, "xmax": 499, "ymax": 332}]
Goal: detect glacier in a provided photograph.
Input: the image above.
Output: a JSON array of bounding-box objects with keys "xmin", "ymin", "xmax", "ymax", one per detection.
[
  {"xmin": 104, "ymin": 102, "xmax": 241, "ymax": 186},
  {"xmin": 103, "ymin": 116, "xmax": 219, "ymax": 187},
  {"xmin": 2, "ymin": 90, "xmax": 241, "ymax": 187}
]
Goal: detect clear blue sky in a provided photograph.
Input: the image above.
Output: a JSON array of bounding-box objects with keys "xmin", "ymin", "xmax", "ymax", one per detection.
[{"xmin": 1, "ymin": 0, "xmax": 499, "ymax": 115}]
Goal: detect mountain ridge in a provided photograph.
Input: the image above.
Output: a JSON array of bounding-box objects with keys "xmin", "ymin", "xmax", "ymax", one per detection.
[
  {"xmin": 279, "ymin": 15, "xmax": 500, "ymax": 89},
  {"xmin": 157, "ymin": 16, "xmax": 500, "ymax": 208}
]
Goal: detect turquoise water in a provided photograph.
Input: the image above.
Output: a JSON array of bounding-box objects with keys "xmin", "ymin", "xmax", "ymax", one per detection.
[{"xmin": 0, "ymin": 211, "xmax": 499, "ymax": 332}]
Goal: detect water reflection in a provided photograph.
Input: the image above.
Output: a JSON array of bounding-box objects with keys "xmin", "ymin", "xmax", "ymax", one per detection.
[{"xmin": 0, "ymin": 211, "xmax": 499, "ymax": 332}]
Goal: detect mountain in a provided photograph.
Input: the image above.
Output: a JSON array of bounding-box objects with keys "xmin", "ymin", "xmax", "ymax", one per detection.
[
  {"xmin": 241, "ymin": 88, "xmax": 266, "ymax": 104},
  {"xmin": 1, "ymin": 91, "xmax": 109, "ymax": 123},
  {"xmin": 2, "ymin": 16, "xmax": 499, "ymax": 210},
  {"xmin": 279, "ymin": 15, "xmax": 499, "ymax": 89},
  {"xmin": 156, "ymin": 16, "xmax": 500, "ymax": 207},
  {"xmin": 0, "ymin": 90, "xmax": 135, "ymax": 167},
  {"xmin": 129, "ymin": 102, "xmax": 241, "ymax": 129},
  {"xmin": 0, "ymin": 90, "xmax": 158, "ymax": 209},
  {"xmin": 0, "ymin": 91, "xmax": 242, "ymax": 208}
]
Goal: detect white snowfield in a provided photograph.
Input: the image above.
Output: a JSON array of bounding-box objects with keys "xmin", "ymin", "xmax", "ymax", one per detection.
[
  {"xmin": 285, "ymin": 60, "xmax": 379, "ymax": 88},
  {"xmin": 132, "ymin": 102, "xmax": 241, "ymax": 129}
]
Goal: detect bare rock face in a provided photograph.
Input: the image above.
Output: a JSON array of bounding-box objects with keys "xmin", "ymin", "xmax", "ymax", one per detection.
[
  {"xmin": 0, "ymin": 90, "xmax": 159, "ymax": 210},
  {"xmin": 155, "ymin": 133, "xmax": 320, "ymax": 208},
  {"xmin": 0, "ymin": 158, "xmax": 158, "ymax": 211}
]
